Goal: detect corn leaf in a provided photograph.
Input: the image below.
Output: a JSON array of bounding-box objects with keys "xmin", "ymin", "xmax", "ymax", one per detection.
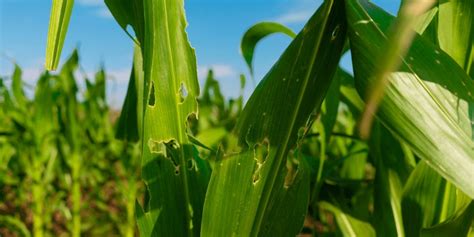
[
  {"xmin": 320, "ymin": 201, "xmax": 376, "ymax": 237},
  {"xmin": 137, "ymin": 0, "xmax": 209, "ymax": 236},
  {"xmin": 0, "ymin": 215, "xmax": 31, "ymax": 237},
  {"xmin": 11, "ymin": 65, "xmax": 27, "ymax": 109},
  {"xmin": 437, "ymin": 0, "xmax": 474, "ymax": 70},
  {"xmin": 241, "ymin": 22, "xmax": 296, "ymax": 75},
  {"xmin": 116, "ymin": 47, "xmax": 143, "ymax": 141},
  {"xmin": 370, "ymin": 125, "xmax": 411, "ymax": 237},
  {"xmin": 201, "ymin": 0, "xmax": 347, "ymax": 236},
  {"xmin": 104, "ymin": 0, "xmax": 144, "ymax": 43},
  {"xmin": 346, "ymin": 0, "xmax": 474, "ymax": 198},
  {"xmin": 420, "ymin": 202, "xmax": 474, "ymax": 237},
  {"xmin": 402, "ymin": 161, "xmax": 471, "ymax": 237},
  {"xmin": 435, "ymin": 0, "xmax": 474, "ymax": 140},
  {"xmin": 321, "ymin": 69, "xmax": 342, "ymax": 141},
  {"xmin": 45, "ymin": 0, "xmax": 74, "ymax": 70}
]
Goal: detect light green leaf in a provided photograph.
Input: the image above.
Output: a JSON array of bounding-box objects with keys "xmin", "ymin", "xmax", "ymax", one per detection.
[
  {"xmin": 11, "ymin": 65, "xmax": 27, "ymax": 109},
  {"xmin": 357, "ymin": 0, "xmax": 435, "ymax": 137},
  {"xmin": 346, "ymin": 0, "xmax": 474, "ymax": 198},
  {"xmin": 202, "ymin": 0, "xmax": 347, "ymax": 236},
  {"xmin": 45, "ymin": 0, "xmax": 74, "ymax": 70},
  {"xmin": 241, "ymin": 22, "xmax": 296, "ymax": 75},
  {"xmin": 320, "ymin": 201, "xmax": 376, "ymax": 237}
]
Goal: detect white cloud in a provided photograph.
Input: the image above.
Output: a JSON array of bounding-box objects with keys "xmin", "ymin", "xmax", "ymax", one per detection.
[
  {"xmin": 105, "ymin": 68, "xmax": 131, "ymax": 83},
  {"xmin": 273, "ymin": 0, "xmax": 322, "ymax": 25},
  {"xmin": 274, "ymin": 10, "xmax": 314, "ymax": 24},
  {"xmin": 197, "ymin": 64, "xmax": 237, "ymax": 79},
  {"xmin": 22, "ymin": 67, "xmax": 44, "ymax": 85}
]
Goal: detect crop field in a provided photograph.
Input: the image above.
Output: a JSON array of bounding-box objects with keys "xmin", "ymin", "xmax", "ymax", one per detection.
[{"xmin": 1, "ymin": 0, "xmax": 473, "ymax": 236}]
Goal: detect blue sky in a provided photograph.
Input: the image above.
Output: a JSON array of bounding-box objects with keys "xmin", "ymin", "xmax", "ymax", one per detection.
[{"xmin": 0, "ymin": 0, "xmax": 400, "ymax": 108}]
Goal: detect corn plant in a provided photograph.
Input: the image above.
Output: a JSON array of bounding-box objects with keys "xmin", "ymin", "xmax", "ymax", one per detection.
[
  {"xmin": 0, "ymin": 51, "xmax": 143, "ymax": 236},
  {"xmin": 15, "ymin": 0, "xmax": 474, "ymax": 235}
]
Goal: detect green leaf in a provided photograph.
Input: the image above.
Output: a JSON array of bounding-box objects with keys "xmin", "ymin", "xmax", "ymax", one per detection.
[
  {"xmin": 321, "ymin": 69, "xmax": 342, "ymax": 141},
  {"xmin": 370, "ymin": 124, "xmax": 411, "ymax": 237},
  {"xmin": 201, "ymin": 0, "xmax": 347, "ymax": 236},
  {"xmin": 339, "ymin": 68, "xmax": 365, "ymax": 112},
  {"xmin": 0, "ymin": 215, "xmax": 31, "ymax": 237},
  {"xmin": 357, "ymin": 0, "xmax": 435, "ymax": 137},
  {"xmin": 138, "ymin": 0, "xmax": 209, "ymax": 236},
  {"xmin": 435, "ymin": 0, "xmax": 474, "ymax": 140},
  {"xmin": 45, "ymin": 0, "xmax": 74, "ymax": 70},
  {"xmin": 320, "ymin": 201, "xmax": 376, "ymax": 237},
  {"xmin": 104, "ymin": 0, "xmax": 144, "ymax": 43},
  {"xmin": 402, "ymin": 161, "xmax": 470, "ymax": 237},
  {"xmin": 11, "ymin": 65, "xmax": 27, "ymax": 109},
  {"xmin": 437, "ymin": 0, "xmax": 474, "ymax": 70},
  {"xmin": 116, "ymin": 47, "xmax": 143, "ymax": 142},
  {"xmin": 240, "ymin": 22, "xmax": 296, "ymax": 75},
  {"xmin": 421, "ymin": 202, "xmax": 474, "ymax": 237},
  {"xmin": 346, "ymin": 0, "xmax": 474, "ymax": 198}
]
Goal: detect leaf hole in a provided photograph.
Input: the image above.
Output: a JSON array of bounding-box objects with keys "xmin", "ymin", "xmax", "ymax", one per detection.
[
  {"xmin": 148, "ymin": 81, "xmax": 156, "ymax": 106},
  {"xmin": 284, "ymin": 154, "xmax": 299, "ymax": 188},
  {"xmin": 147, "ymin": 139, "xmax": 162, "ymax": 154},
  {"xmin": 252, "ymin": 139, "xmax": 270, "ymax": 184},
  {"xmin": 331, "ymin": 25, "xmax": 340, "ymax": 40},
  {"xmin": 179, "ymin": 82, "xmax": 188, "ymax": 103},
  {"xmin": 187, "ymin": 159, "xmax": 195, "ymax": 170}
]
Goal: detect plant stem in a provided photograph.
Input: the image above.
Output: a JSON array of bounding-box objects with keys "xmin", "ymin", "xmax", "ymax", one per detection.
[
  {"xmin": 71, "ymin": 153, "xmax": 81, "ymax": 237},
  {"xmin": 32, "ymin": 178, "xmax": 44, "ymax": 237},
  {"xmin": 125, "ymin": 177, "xmax": 137, "ymax": 237}
]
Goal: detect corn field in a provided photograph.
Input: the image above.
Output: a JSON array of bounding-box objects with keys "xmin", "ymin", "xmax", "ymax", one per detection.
[{"xmin": 1, "ymin": 0, "xmax": 474, "ymax": 236}]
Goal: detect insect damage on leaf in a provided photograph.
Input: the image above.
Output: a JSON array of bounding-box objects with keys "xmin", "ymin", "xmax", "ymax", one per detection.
[{"xmin": 252, "ymin": 139, "xmax": 270, "ymax": 184}]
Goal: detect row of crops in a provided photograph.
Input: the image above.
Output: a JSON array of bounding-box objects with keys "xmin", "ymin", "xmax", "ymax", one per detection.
[
  {"xmin": 0, "ymin": 51, "xmax": 141, "ymax": 236},
  {"xmin": 2, "ymin": 0, "xmax": 474, "ymax": 236}
]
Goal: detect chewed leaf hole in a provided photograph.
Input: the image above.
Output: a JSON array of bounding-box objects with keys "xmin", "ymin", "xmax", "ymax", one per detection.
[
  {"xmin": 331, "ymin": 25, "xmax": 340, "ymax": 40},
  {"xmin": 179, "ymin": 82, "xmax": 188, "ymax": 103},
  {"xmin": 148, "ymin": 81, "xmax": 156, "ymax": 106},
  {"xmin": 252, "ymin": 139, "xmax": 270, "ymax": 184},
  {"xmin": 187, "ymin": 159, "xmax": 195, "ymax": 170},
  {"xmin": 253, "ymin": 139, "xmax": 270, "ymax": 164},
  {"xmin": 148, "ymin": 139, "xmax": 163, "ymax": 154},
  {"xmin": 284, "ymin": 154, "xmax": 299, "ymax": 188}
]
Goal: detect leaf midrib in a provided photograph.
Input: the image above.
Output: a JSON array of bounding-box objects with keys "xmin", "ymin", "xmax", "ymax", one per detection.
[
  {"xmin": 250, "ymin": 1, "xmax": 335, "ymax": 235},
  {"xmin": 162, "ymin": 2, "xmax": 194, "ymax": 236}
]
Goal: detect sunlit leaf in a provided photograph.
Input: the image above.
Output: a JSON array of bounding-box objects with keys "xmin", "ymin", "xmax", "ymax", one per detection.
[
  {"xmin": 346, "ymin": 0, "xmax": 474, "ymax": 198},
  {"xmin": 137, "ymin": 0, "xmax": 209, "ymax": 236},
  {"xmin": 241, "ymin": 22, "xmax": 296, "ymax": 75},
  {"xmin": 45, "ymin": 0, "xmax": 74, "ymax": 70}
]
